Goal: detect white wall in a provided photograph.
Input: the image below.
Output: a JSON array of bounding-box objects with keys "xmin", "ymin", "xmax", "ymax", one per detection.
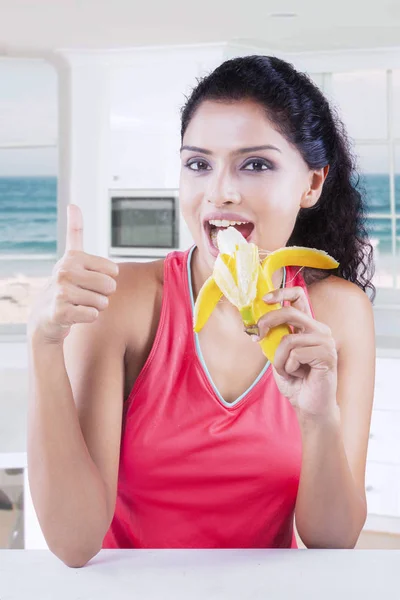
[
  {"xmin": 108, "ymin": 46, "xmax": 226, "ymax": 190},
  {"xmin": 52, "ymin": 43, "xmax": 400, "ymax": 258},
  {"xmin": 52, "ymin": 44, "xmax": 234, "ymax": 258}
]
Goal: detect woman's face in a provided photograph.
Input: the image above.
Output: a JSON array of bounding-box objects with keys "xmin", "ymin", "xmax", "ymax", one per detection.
[{"xmin": 179, "ymin": 99, "xmax": 326, "ymax": 272}]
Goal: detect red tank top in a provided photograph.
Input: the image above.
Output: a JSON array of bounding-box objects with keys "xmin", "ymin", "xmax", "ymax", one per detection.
[{"xmin": 103, "ymin": 247, "xmax": 314, "ymax": 549}]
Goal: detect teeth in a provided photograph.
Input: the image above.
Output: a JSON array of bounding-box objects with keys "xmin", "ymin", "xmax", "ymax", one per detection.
[{"xmin": 209, "ymin": 219, "xmax": 249, "ymax": 227}]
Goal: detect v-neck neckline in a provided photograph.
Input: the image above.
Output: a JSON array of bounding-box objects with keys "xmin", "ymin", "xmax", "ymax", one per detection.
[{"xmin": 186, "ymin": 246, "xmax": 287, "ymax": 409}]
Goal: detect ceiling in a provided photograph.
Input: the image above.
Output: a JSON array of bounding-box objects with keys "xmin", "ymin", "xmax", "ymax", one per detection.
[{"xmin": 1, "ymin": 0, "xmax": 400, "ymax": 55}]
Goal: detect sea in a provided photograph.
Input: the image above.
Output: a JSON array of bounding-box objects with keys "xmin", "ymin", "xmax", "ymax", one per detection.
[
  {"xmin": 0, "ymin": 175, "xmax": 398, "ymax": 277},
  {"xmin": 0, "ymin": 177, "xmax": 57, "ymax": 277}
]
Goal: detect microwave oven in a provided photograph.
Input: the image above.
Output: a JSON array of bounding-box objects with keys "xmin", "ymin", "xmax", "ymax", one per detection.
[{"xmin": 109, "ymin": 189, "xmax": 180, "ymax": 258}]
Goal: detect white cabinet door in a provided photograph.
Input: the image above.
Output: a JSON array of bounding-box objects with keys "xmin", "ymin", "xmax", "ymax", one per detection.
[
  {"xmin": 368, "ymin": 410, "xmax": 400, "ymax": 464},
  {"xmin": 108, "ymin": 47, "xmax": 225, "ymax": 190},
  {"xmin": 365, "ymin": 462, "xmax": 400, "ymax": 518},
  {"xmin": 109, "ymin": 61, "xmax": 195, "ymax": 190},
  {"xmin": 373, "ymin": 358, "xmax": 400, "ymax": 411}
]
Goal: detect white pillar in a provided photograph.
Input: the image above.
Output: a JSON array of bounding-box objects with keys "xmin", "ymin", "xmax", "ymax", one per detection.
[{"xmin": 52, "ymin": 52, "xmax": 111, "ymax": 259}]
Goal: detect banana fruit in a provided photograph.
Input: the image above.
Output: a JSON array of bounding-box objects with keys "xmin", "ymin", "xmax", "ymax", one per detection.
[{"xmin": 193, "ymin": 227, "xmax": 339, "ymax": 363}]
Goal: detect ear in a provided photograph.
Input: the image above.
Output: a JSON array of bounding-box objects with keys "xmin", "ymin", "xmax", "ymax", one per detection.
[{"xmin": 300, "ymin": 165, "xmax": 329, "ymax": 209}]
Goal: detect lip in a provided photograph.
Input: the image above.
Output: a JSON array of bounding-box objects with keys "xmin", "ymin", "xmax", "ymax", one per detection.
[{"xmin": 202, "ymin": 212, "xmax": 255, "ymax": 258}]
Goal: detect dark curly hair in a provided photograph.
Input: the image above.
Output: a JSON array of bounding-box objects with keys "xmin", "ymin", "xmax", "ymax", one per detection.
[{"xmin": 181, "ymin": 55, "xmax": 376, "ymax": 301}]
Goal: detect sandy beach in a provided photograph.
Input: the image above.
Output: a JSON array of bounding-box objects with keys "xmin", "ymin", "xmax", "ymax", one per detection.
[
  {"xmin": 0, "ymin": 256, "xmax": 55, "ymax": 324},
  {"xmin": 0, "ymin": 275, "xmax": 49, "ymax": 324}
]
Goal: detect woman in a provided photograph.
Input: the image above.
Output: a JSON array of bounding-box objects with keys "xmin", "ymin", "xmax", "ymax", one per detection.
[{"xmin": 27, "ymin": 55, "xmax": 375, "ymax": 567}]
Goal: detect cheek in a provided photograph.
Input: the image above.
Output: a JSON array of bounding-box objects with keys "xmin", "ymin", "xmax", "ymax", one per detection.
[
  {"xmin": 179, "ymin": 172, "xmax": 193, "ymax": 213},
  {"xmin": 252, "ymin": 176, "xmax": 303, "ymax": 247},
  {"xmin": 266, "ymin": 172, "xmax": 306, "ymax": 213},
  {"xmin": 179, "ymin": 176, "xmax": 203, "ymax": 235},
  {"xmin": 179, "ymin": 195, "xmax": 193, "ymax": 228},
  {"xmin": 250, "ymin": 176, "xmax": 301, "ymax": 215}
]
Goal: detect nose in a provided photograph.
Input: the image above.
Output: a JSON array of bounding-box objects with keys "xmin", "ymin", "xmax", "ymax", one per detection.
[{"xmin": 205, "ymin": 170, "xmax": 241, "ymax": 207}]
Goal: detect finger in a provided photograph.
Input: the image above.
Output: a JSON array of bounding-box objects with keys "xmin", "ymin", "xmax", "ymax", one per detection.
[
  {"xmin": 66, "ymin": 204, "xmax": 84, "ymax": 252},
  {"xmin": 81, "ymin": 254, "xmax": 119, "ymax": 278},
  {"xmin": 263, "ymin": 286, "xmax": 312, "ymax": 318},
  {"xmin": 284, "ymin": 345, "xmax": 337, "ymax": 378},
  {"xmin": 273, "ymin": 333, "xmax": 330, "ymax": 378},
  {"xmin": 56, "ymin": 283, "xmax": 110, "ymax": 312},
  {"xmin": 274, "ymin": 332, "xmax": 337, "ymax": 376},
  {"xmin": 54, "ymin": 303, "xmax": 99, "ymax": 326},
  {"xmin": 63, "ymin": 251, "xmax": 119, "ymax": 279},
  {"xmin": 56, "ymin": 268, "xmax": 117, "ymax": 296},
  {"xmin": 257, "ymin": 306, "xmax": 330, "ymax": 340}
]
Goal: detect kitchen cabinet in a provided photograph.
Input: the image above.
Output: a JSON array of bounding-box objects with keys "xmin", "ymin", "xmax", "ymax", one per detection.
[
  {"xmin": 367, "ymin": 410, "xmax": 400, "ymax": 464},
  {"xmin": 108, "ymin": 47, "xmax": 224, "ymax": 190},
  {"xmin": 365, "ymin": 462, "xmax": 400, "ymax": 517},
  {"xmin": 363, "ymin": 354, "xmax": 400, "ymax": 533}
]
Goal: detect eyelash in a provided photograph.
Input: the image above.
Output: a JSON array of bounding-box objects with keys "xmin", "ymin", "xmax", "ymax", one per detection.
[
  {"xmin": 242, "ymin": 159, "xmax": 271, "ymax": 172},
  {"xmin": 185, "ymin": 159, "xmax": 211, "ymax": 172},
  {"xmin": 185, "ymin": 158, "xmax": 272, "ymax": 172}
]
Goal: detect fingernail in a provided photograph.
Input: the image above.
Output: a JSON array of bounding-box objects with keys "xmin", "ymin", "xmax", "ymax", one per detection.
[
  {"xmin": 263, "ymin": 293, "xmax": 273, "ymax": 302},
  {"xmin": 244, "ymin": 325, "xmax": 259, "ymax": 337},
  {"xmin": 251, "ymin": 335, "xmax": 260, "ymax": 342}
]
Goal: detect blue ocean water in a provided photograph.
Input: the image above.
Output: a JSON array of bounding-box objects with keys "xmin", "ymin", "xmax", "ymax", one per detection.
[
  {"xmin": 0, "ymin": 174, "xmax": 398, "ymax": 257},
  {"xmin": 0, "ymin": 177, "xmax": 57, "ymax": 254}
]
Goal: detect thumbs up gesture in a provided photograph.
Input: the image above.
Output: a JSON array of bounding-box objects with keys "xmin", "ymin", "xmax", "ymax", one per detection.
[
  {"xmin": 28, "ymin": 204, "xmax": 119, "ymax": 344},
  {"xmin": 65, "ymin": 203, "xmax": 84, "ymax": 253}
]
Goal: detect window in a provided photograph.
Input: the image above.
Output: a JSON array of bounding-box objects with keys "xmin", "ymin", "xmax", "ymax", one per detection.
[
  {"xmin": 0, "ymin": 59, "xmax": 58, "ymax": 331},
  {"xmin": 311, "ymin": 68, "xmax": 400, "ymax": 294}
]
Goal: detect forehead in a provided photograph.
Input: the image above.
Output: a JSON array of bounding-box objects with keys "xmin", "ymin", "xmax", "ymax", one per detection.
[{"xmin": 183, "ymin": 99, "xmax": 288, "ymax": 152}]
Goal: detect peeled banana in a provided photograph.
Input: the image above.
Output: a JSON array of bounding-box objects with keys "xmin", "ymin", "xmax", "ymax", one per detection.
[{"xmin": 193, "ymin": 227, "xmax": 339, "ymax": 363}]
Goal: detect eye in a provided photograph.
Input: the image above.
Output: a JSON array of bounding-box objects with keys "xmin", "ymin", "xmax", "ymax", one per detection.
[
  {"xmin": 186, "ymin": 159, "xmax": 211, "ymax": 171},
  {"xmin": 242, "ymin": 159, "xmax": 270, "ymax": 172}
]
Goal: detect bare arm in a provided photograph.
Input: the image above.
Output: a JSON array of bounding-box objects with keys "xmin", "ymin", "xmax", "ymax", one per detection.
[
  {"xmin": 258, "ymin": 277, "xmax": 375, "ymax": 548},
  {"xmin": 27, "ymin": 316, "xmax": 125, "ymax": 566},
  {"xmin": 294, "ymin": 281, "xmax": 375, "ymax": 548},
  {"xmin": 27, "ymin": 204, "xmax": 125, "ymax": 567}
]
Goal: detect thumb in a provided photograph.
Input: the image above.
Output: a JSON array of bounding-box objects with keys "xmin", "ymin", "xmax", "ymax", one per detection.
[{"xmin": 66, "ymin": 204, "xmax": 84, "ymax": 252}]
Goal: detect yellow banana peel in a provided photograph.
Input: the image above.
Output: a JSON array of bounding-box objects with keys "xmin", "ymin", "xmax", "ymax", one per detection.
[{"xmin": 193, "ymin": 227, "xmax": 339, "ymax": 363}]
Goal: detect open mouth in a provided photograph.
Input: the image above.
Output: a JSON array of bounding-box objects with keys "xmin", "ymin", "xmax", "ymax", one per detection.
[{"xmin": 205, "ymin": 219, "xmax": 255, "ymax": 250}]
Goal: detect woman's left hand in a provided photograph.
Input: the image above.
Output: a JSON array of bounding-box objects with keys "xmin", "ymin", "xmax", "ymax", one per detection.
[{"xmin": 257, "ymin": 286, "xmax": 338, "ymax": 420}]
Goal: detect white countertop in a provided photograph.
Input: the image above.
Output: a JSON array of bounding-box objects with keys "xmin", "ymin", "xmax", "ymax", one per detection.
[{"xmin": 0, "ymin": 549, "xmax": 398, "ymax": 599}]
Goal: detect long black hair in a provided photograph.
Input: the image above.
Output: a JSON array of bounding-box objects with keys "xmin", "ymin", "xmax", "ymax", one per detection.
[{"xmin": 181, "ymin": 55, "xmax": 375, "ymax": 300}]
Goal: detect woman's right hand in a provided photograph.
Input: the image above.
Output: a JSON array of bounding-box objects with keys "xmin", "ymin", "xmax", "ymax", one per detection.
[{"xmin": 28, "ymin": 204, "xmax": 119, "ymax": 345}]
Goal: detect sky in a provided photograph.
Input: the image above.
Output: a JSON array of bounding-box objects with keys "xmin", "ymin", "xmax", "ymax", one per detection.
[
  {"xmin": 0, "ymin": 58, "xmax": 399, "ymax": 176},
  {"xmin": 0, "ymin": 58, "xmax": 57, "ymax": 176}
]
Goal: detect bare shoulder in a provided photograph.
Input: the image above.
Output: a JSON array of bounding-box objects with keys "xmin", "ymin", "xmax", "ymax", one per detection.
[
  {"xmin": 111, "ymin": 259, "xmax": 164, "ymax": 343},
  {"xmin": 64, "ymin": 257, "xmax": 164, "ymax": 354},
  {"xmin": 110, "ymin": 259, "xmax": 165, "ymax": 398},
  {"xmin": 114, "ymin": 259, "xmax": 164, "ymax": 306},
  {"xmin": 307, "ymin": 275, "xmax": 375, "ymax": 352}
]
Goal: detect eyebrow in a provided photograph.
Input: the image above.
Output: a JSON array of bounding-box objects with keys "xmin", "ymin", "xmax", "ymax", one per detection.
[{"xmin": 180, "ymin": 144, "xmax": 282, "ymax": 155}]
